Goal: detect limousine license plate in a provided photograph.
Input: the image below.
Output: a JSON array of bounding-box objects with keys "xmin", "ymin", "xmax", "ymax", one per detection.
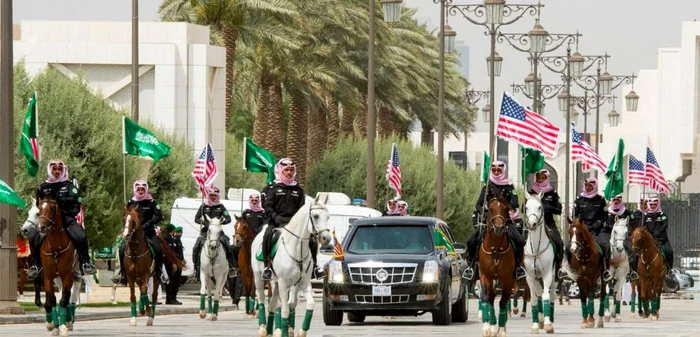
[{"xmin": 372, "ymin": 285, "xmax": 392, "ymax": 296}]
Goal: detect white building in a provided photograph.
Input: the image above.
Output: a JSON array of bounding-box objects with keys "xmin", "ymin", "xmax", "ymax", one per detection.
[{"xmin": 13, "ymin": 21, "xmax": 226, "ymax": 188}]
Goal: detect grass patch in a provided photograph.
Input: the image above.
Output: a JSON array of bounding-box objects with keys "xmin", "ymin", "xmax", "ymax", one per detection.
[{"xmin": 19, "ymin": 302, "xmax": 41, "ymax": 312}]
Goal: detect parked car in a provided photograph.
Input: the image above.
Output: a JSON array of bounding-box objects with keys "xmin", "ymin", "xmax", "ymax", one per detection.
[
  {"xmin": 322, "ymin": 216, "xmax": 469, "ymax": 326},
  {"xmin": 665, "ymin": 268, "xmax": 694, "ymax": 292}
]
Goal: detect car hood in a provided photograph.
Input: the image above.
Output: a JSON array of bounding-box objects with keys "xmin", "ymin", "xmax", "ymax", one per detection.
[{"xmin": 343, "ymin": 254, "xmax": 435, "ymax": 265}]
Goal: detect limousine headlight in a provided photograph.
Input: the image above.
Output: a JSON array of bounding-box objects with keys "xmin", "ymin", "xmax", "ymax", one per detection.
[
  {"xmin": 329, "ymin": 260, "xmax": 344, "ymax": 283},
  {"xmin": 422, "ymin": 260, "xmax": 439, "ymax": 283}
]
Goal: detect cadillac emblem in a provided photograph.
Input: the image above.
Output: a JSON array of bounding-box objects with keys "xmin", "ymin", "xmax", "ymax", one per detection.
[{"xmin": 376, "ymin": 269, "xmax": 389, "ymax": 282}]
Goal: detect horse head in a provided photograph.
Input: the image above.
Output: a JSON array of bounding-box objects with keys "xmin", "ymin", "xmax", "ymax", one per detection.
[
  {"xmin": 204, "ymin": 215, "xmax": 223, "ymax": 252},
  {"xmin": 630, "ymin": 226, "xmax": 650, "ymax": 256},
  {"xmin": 122, "ymin": 206, "xmax": 143, "ymax": 241},
  {"xmin": 232, "ymin": 215, "xmax": 252, "ymax": 248},
  {"xmin": 568, "ymin": 217, "xmax": 595, "ymax": 256},
  {"xmin": 310, "ymin": 194, "xmax": 332, "ymax": 246},
  {"xmin": 36, "ymin": 198, "xmax": 62, "ymax": 237},
  {"xmin": 523, "ymin": 191, "xmax": 545, "ymax": 230},
  {"xmin": 21, "ymin": 198, "xmax": 40, "ymax": 236},
  {"xmin": 487, "ymin": 196, "xmax": 510, "ymax": 236},
  {"xmin": 611, "ymin": 217, "xmax": 629, "ymax": 253}
]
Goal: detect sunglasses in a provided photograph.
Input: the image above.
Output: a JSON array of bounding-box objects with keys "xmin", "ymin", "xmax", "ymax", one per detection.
[
  {"xmin": 491, "ymin": 164, "xmax": 505, "ymax": 169},
  {"xmin": 50, "ymin": 163, "xmax": 64, "ymax": 168},
  {"xmin": 281, "ymin": 162, "xmax": 295, "ymax": 167},
  {"xmin": 250, "ymin": 197, "xmax": 260, "ymax": 201},
  {"xmin": 135, "ymin": 184, "xmax": 147, "ymax": 188}
]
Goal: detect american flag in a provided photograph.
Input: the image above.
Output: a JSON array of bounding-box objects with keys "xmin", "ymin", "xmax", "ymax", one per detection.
[
  {"xmin": 571, "ymin": 123, "xmax": 607, "ymax": 173},
  {"xmin": 331, "ymin": 230, "xmax": 344, "ymax": 261},
  {"xmin": 628, "ymin": 155, "xmax": 646, "ymax": 186},
  {"xmin": 496, "ymin": 92, "xmax": 560, "ymax": 158},
  {"xmin": 386, "ymin": 143, "xmax": 402, "ymax": 198},
  {"xmin": 645, "ymin": 147, "xmax": 670, "ymax": 194},
  {"xmin": 192, "ymin": 143, "xmax": 218, "ymax": 196}
]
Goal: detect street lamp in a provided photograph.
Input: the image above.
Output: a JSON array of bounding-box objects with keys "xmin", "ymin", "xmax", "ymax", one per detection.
[
  {"xmin": 381, "ymin": 0, "xmax": 403, "ymax": 22},
  {"xmin": 557, "ymin": 91, "xmax": 569, "ymax": 112},
  {"xmin": 626, "ymin": 89, "xmax": 640, "ymax": 112},
  {"xmin": 599, "ymin": 71, "xmax": 613, "ymax": 95},
  {"xmin": 443, "ymin": 25, "xmax": 457, "ymax": 53},
  {"xmin": 486, "ymin": 52, "xmax": 503, "ymax": 76},
  {"xmin": 482, "ymin": 104, "xmax": 491, "ymax": 123},
  {"xmin": 528, "ymin": 20, "xmax": 549, "ymax": 53},
  {"xmin": 511, "ymin": 82, "xmax": 563, "ymax": 114},
  {"xmin": 524, "ymin": 73, "xmax": 536, "ymax": 96},
  {"xmin": 608, "ymin": 108, "xmax": 620, "ymax": 127}
]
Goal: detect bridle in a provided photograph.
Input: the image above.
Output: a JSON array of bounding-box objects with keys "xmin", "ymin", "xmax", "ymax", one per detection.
[
  {"xmin": 233, "ymin": 220, "xmax": 253, "ymax": 247},
  {"xmin": 38, "ymin": 201, "xmax": 72, "ymax": 261},
  {"xmin": 486, "ymin": 198, "xmax": 508, "ymax": 236},
  {"xmin": 280, "ymin": 204, "xmax": 330, "ymax": 286}
]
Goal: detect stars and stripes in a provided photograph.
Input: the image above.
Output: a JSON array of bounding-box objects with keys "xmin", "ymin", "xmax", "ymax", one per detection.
[
  {"xmin": 76, "ymin": 206, "xmax": 85, "ymax": 228},
  {"xmin": 331, "ymin": 230, "xmax": 344, "ymax": 261},
  {"xmin": 645, "ymin": 147, "xmax": 670, "ymax": 194},
  {"xmin": 628, "ymin": 155, "xmax": 646, "ymax": 186},
  {"xmin": 385, "ymin": 143, "xmax": 402, "ymax": 198},
  {"xmin": 571, "ymin": 123, "xmax": 607, "ymax": 173},
  {"xmin": 496, "ymin": 92, "xmax": 560, "ymax": 158},
  {"xmin": 192, "ymin": 143, "xmax": 218, "ymax": 196}
]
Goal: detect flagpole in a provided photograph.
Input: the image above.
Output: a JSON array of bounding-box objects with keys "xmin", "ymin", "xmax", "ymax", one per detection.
[
  {"xmin": 122, "ymin": 116, "xmax": 127, "ymax": 204},
  {"xmin": 34, "ymin": 92, "xmax": 42, "ymax": 187}
]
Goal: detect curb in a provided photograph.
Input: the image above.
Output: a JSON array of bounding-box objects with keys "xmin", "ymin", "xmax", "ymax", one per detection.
[{"xmin": 0, "ymin": 305, "xmax": 239, "ymax": 325}]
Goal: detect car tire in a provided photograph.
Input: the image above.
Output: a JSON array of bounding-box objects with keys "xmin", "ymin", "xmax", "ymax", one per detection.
[
  {"xmin": 347, "ymin": 311, "xmax": 365, "ymax": 323},
  {"xmin": 451, "ymin": 283, "xmax": 468, "ymax": 323},
  {"xmin": 432, "ymin": 280, "xmax": 452, "ymax": 326},
  {"xmin": 323, "ymin": 295, "xmax": 343, "ymax": 326}
]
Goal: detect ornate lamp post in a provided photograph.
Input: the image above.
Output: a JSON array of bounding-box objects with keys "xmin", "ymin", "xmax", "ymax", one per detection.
[
  {"xmin": 466, "ymin": 88, "xmax": 490, "ymax": 153},
  {"xmin": 511, "ymin": 82, "xmax": 564, "ymax": 114}
]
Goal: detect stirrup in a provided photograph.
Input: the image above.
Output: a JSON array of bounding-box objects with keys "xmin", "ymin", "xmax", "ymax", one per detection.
[
  {"xmin": 603, "ymin": 270, "xmax": 612, "ymax": 282},
  {"xmin": 160, "ymin": 272, "xmax": 170, "ymax": 285},
  {"xmin": 462, "ymin": 267, "xmax": 475, "ymax": 281},
  {"xmin": 312, "ymin": 267, "xmax": 326, "ymax": 279},
  {"xmin": 515, "ymin": 267, "xmax": 526, "ymax": 280},
  {"xmin": 27, "ymin": 266, "xmax": 41, "ymax": 280},
  {"xmin": 228, "ymin": 267, "xmax": 239, "ymax": 278},
  {"xmin": 81, "ymin": 263, "xmax": 97, "ymax": 275},
  {"xmin": 629, "ymin": 271, "xmax": 639, "ymax": 281},
  {"xmin": 262, "ymin": 268, "xmax": 272, "ymax": 281},
  {"xmin": 557, "ymin": 268, "xmax": 569, "ymax": 280}
]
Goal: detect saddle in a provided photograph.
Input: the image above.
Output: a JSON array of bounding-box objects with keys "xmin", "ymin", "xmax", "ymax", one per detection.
[
  {"xmin": 145, "ymin": 238, "xmax": 157, "ymax": 259},
  {"xmin": 255, "ymin": 230, "xmax": 281, "ymax": 262}
]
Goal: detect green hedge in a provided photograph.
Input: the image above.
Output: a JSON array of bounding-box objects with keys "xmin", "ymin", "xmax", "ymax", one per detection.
[{"xmin": 306, "ymin": 137, "xmax": 480, "ymax": 243}]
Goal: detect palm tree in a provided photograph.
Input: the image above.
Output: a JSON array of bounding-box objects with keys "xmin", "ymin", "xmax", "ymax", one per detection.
[
  {"xmin": 265, "ymin": 83, "xmax": 286, "ymax": 158},
  {"xmin": 326, "ymin": 97, "xmax": 340, "ymax": 150},
  {"xmin": 286, "ymin": 96, "xmax": 308, "ymax": 184},
  {"xmin": 307, "ymin": 106, "xmax": 328, "ymax": 168}
]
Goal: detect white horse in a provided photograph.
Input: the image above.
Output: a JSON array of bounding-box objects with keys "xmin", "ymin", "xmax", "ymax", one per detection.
[
  {"xmin": 22, "ymin": 199, "xmax": 83, "ymax": 332},
  {"xmin": 604, "ymin": 217, "xmax": 630, "ymax": 323},
  {"xmin": 523, "ymin": 191, "xmax": 557, "ymax": 334},
  {"xmin": 251, "ymin": 195, "xmax": 331, "ymax": 337},
  {"xmin": 198, "ymin": 215, "xmax": 229, "ymax": 321}
]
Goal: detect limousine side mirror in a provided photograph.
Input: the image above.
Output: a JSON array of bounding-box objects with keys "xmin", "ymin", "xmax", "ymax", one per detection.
[
  {"xmin": 319, "ymin": 245, "xmax": 334, "ymax": 255},
  {"xmin": 453, "ymin": 242, "xmax": 466, "ymax": 255}
]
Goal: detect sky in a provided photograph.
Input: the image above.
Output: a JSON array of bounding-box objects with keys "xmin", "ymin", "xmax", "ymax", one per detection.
[{"xmin": 13, "ymin": 0, "xmax": 700, "ymax": 132}]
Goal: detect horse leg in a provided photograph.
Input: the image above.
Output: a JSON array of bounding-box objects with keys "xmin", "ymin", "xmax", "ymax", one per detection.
[
  {"xmin": 43, "ymin": 272, "xmax": 57, "ymax": 333},
  {"xmin": 287, "ymin": 287, "xmax": 298, "ymax": 337},
  {"xmin": 497, "ymin": 285, "xmax": 511, "ymax": 337},
  {"xmin": 296, "ymin": 284, "xmax": 314, "ymax": 337},
  {"xmin": 268, "ymin": 283, "xmax": 280, "ymax": 337},
  {"xmin": 512, "ymin": 282, "xmax": 519, "ymax": 315},
  {"xmin": 254, "ymin": 268, "xmax": 268, "ymax": 336},
  {"xmin": 578, "ymin": 295, "xmax": 588, "ymax": 328},
  {"xmin": 614, "ymin": 278, "xmax": 623, "ymax": 322},
  {"xmin": 66, "ymin": 274, "xmax": 81, "ymax": 331},
  {"xmin": 147, "ymin": 277, "xmax": 158, "ymax": 326},
  {"xmin": 57, "ymin": 277, "xmax": 72, "ymax": 337},
  {"xmin": 138, "ymin": 278, "xmax": 149, "ymax": 317},
  {"xmin": 479, "ymin": 280, "xmax": 491, "ymax": 336},
  {"xmin": 274, "ymin": 280, "xmax": 291, "ymax": 337},
  {"xmin": 521, "ymin": 283, "xmax": 529, "ymax": 318},
  {"xmin": 128, "ymin": 277, "xmax": 137, "ymax": 326},
  {"xmin": 528, "ymin": 285, "xmax": 540, "ymax": 334},
  {"xmin": 211, "ymin": 269, "xmax": 228, "ymax": 322},
  {"xmin": 597, "ymin": 280, "xmax": 606, "ymax": 328},
  {"xmin": 542, "ymin": 272, "xmax": 555, "ymax": 334},
  {"xmin": 639, "ymin": 281, "xmax": 649, "ymax": 318},
  {"xmin": 198, "ymin": 268, "xmax": 207, "ymax": 319}
]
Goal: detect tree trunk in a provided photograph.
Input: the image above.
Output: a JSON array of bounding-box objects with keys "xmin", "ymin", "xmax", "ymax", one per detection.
[
  {"xmin": 307, "ymin": 106, "xmax": 328, "ymax": 171},
  {"xmin": 327, "ymin": 97, "xmax": 340, "ymax": 150},
  {"xmin": 378, "ymin": 106, "xmax": 393, "ymax": 139},
  {"xmin": 252, "ymin": 73, "xmax": 272, "ymax": 147},
  {"xmin": 286, "ymin": 96, "xmax": 308, "ymax": 185},
  {"xmin": 340, "ymin": 103, "xmax": 355, "ymax": 139},
  {"xmin": 265, "ymin": 82, "xmax": 286, "ymax": 158},
  {"xmin": 223, "ymin": 25, "xmax": 240, "ymax": 131},
  {"xmin": 354, "ymin": 93, "xmax": 368, "ymax": 139},
  {"xmin": 420, "ymin": 117, "xmax": 433, "ymax": 147}
]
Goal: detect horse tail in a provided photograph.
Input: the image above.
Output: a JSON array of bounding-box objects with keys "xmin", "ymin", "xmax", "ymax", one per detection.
[
  {"xmin": 609, "ymin": 256, "xmax": 627, "ymax": 268},
  {"xmin": 560, "ymin": 259, "xmax": 580, "ymax": 281},
  {"xmin": 158, "ymin": 236, "xmax": 186, "ymax": 270}
]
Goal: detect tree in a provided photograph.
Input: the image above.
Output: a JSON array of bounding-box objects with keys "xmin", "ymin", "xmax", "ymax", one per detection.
[
  {"xmin": 12, "ymin": 64, "xmax": 195, "ymax": 250},
  {"xmin": 224, "ymin": 133, "xmax": 268, "ymax": 191}
]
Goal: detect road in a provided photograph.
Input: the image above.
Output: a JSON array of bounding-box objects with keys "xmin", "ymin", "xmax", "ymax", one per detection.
[{"xmin": 2, "ymin": 297, "xmax": 699, "ymax": 337}]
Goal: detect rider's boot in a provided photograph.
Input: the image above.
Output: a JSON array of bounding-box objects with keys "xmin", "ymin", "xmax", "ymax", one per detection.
[
  {"xmin": 310, "ymin": 239, "xmax": 326, "ymax": 279},
  {"xmin": 111, "ymin": 245, "xmax": 126, "ymax": 285},
  {"xmin": 262, "ymin": 260, "xmax": 273, "ymax": 281},
  {"xmin": 222, "ymin": 237, "xmax": 239, "ymax": 278},
  {"xmin": 192, "ymin": 237, "xmax": 202, "ymax": 280},
  {"xmin": 557, "ymin": 249, "xmax": 573, "ymax": 280},
  {"xmin": 27, "ymin": 234, "xmax": 42, "ymax": 280},
  {"xmin": 664, "ymin": 263, "xmax": 677, "ymax": 287},
  {"xmin": 463, "ymin": 256, "xmax": 477, "ymax": 281},
  {"xmin": 261, "ymin": 231, "xmax": 273, "ymax": 281},
  {"xmin": 602, "ymin": 257, "xmax": 612, "ymax": 282},
  {"xmin": 78, "ymin": 238, "xmax": 97, "ymax": 275},
  {"xmin": 513, "ymin": 236, "xmax": 526, "ymax": 280}
]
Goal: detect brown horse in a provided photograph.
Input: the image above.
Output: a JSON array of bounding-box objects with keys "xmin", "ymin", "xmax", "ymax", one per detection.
[
  {"xmin": 37, "ymin": 199, "xmax": 79, "ymax": 336},
  {"xmin": 16, "ymin": 237, "xmax": 32, "ymax": 301},
  {"xmin": 232, "ymin": 215, "xmax": 256, "ymax": 318},
  {"xmin": 630, "ymin": 226, "xmax": 664, "ymax": 321},
  {"xmin": 479, "ymin": 197, "xmax": 517, "ymax": 337},
  {"xmin": 563, "ymin": 218, "xmax": 607, "ymax": 329}
]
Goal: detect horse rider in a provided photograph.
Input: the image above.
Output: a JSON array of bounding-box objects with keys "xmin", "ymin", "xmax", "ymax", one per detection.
[
  {"xmin": 528, "ymin": 169, "xmax": 564, "ymax": 277},
  {"xmin": 397, "ymin": 200, "xmax": 409, "ymax": 216},
  {"xmin": 383, "ymin": 199, "xmax": 399, "ymax": 216},
  {"xmin": 112, "ymin": 180, "xmax": 167, "ymax": 285},
  {"xmin": 242, "ymin": 192, "xmax": 266, "ymax": 237},
  {"xmin": 261, "ymin": 158, "xmax": 326, "ymax": 281},
  {"xmin": 192, "ymin": 186, "xmax": 238, "ymax": 279},
  {"xmin": 601, "ymin": 194, "xmax": 632, "ymax": 282},
  {"xmin": 464, "ymin": 161, "xmax": 526, "ymax": 281},
  {"xmin": 643, "ymin": 197, "xmax": 675, "ymax": 284},
  {"xmin": 164, "ymin": 224, "xmax": 182, "ymax": 305},
  {"xmin": 27, "ymin": 160, "xmax": 97, "ymax": 280},
  {"xmin": 570, "ymin": 177, "xmax": 607, "ymax": 270},
  {"xmin": 626, "ymin": 198, "xmax": 648, "ymax": 281}
]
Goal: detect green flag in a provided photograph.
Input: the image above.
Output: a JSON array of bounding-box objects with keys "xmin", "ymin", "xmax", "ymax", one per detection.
[
  {"xmin": 19, "ymin": 92, "xmax": 40, "ymax": 177},
  {"xmin": 243, "ymin": 137, "xmax": 277, "ymax": 183},
  {"xmin": 0, "ymin": 179, "xmax": 26, "ymax": 209},
  {"xmin": 122, "ymin": 116, "xmax": 171, "ymax": 162},
  {"xmin": 481, "ymin": 151, "xmax": 491, "ymax": 184},
  {"xmin": 603, "ymin": 138, "xmax": 625, "ymax": 201},
  {"xmin": 521, "ymin": 147, "xmax": 545, "ymax": 183},
  {"xmin": 434, "ymin": 227, "xmax": 456, "ymax": 254}
]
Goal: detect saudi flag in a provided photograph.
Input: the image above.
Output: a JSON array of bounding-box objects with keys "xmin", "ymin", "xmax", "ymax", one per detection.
[
  {"xmin": 243, "ymin": 137, "xmax": 277, "ymax": 183},
  {"xmin": 0, "ymin": 179, "xmax": 26, "ymax": 209},
  {"xmin": 19, "ymin": 92, "xmax": 40, "ymax": 177},
  {"xmin": 603, "ymin": 138, "xmax": 625, "ymax": 201},
  {"xmin": 481, "ymin": 151, "xmax": 491, "ymax": 184},
  {"xmin": 521, "ymin": 147, "xmax": 545, "ymax": 183},
  {"xmin": 434, "ymin": 227, "xmax": 456, "ymax": 254},
  {"xmin": 123, "ymin": 116, "xmax": 171, "ymax": 162}
]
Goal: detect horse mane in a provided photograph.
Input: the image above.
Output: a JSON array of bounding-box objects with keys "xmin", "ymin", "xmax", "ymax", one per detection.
[
  {"xmin": 487, "ymin": 194, "xmax": 510, "ymax": 215},
  {"xmin": 632, "ymin": 226, "xmax": 654, "ymax": 246},
  {"xmin": 125, "ymin": 206, "xmax": 143, "ymax": 231},
  {"xmin": 157, "ymin": 235, "xmax": 186, "ymax": 269},
  {"xmin": 571, "ymin": 218, "xmax": 597, "ymax": 249},
  {"xmin": 38, "ymin": 198, "xmax": 63, "ymax": 228},
  {"xmin": 284, "ymin": 202, "xmax": 313, "ymax": 233}
]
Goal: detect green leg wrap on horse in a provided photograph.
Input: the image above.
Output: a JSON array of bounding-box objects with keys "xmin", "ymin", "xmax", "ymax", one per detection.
[
  {"xmin": 280, "ymin": 318, "xmax": 289, "ymax": 337},
  {"xmin": 52, "ymin": 307, "xmax": 59, "ymax": 327},
  {"xmin": 141, "ymin": 292, "xmax": 150, "ymax": 306},
  {"xmin": 580, "ymin": 301, "xmax": 588, "ymax": 319},
  {"xmin": 650, "ymin": 300, "xmax": 658, "ymax": 314},
  {"xmin": 656, "ymin": 296, "xmax": 661, "ymax": 310},
  {"xmin": 66, "ymin": 303, "xmax": 74, "ymax": 323},
  {"xmin": 630, "ymin": 298, "xmax": 636, "ymax": 312},
  {"xmin": 207, "ymin": 296, "xmax": 213, "ymax": 314},
  {"xmin": 150, "ymin": 302, "xmax": 156, "ymax": 318},
  {"xmin": 213, "ymin": 300, "xmax": 219, "ymax": 315},
  {"xmin": 532, "ymin": 305, "xmax": 539, "ymax": 323},
  {"xmin": 257, "ymin": 303, "xmax": 266, "ymax": 326},
  {"xmin": 302, "ymin": 309, "xmax": 314, "ymax": 331},
  {"xmin": 200, "ymin": 295, "xmax": 206, "ymax": 310},
  {"xmin": 507, "ymin": 299, "xmax": 511, "ymax": 313},
  {"xmin": 45, "ymin": 311, "xmax": 53, "ymax": 324},
  {"xmin": 489, "ymin": 304, "xmax": 496, "ymax": 325},
  {"xmin": 288, "ymin": 309, "xmax": 295, "ymax": 329},
  {"xmin": 598, "ymin": 298, "xmax": 605, "ymax": 317},
  {"xmin": 481, "ymin": 302, "xmax": 489, "ymax": 323},
  {"xmin": 642, "ymin": 300, "xmax": 649, "ymax": 313},
  {"xmin": 615, "ymin": 300, "xmax": 621, "ymax": 315},
  {"xmin": 275, "ymin": 308, "xmax": 282, "ymax": 330},
  {"xmin": 604, "ymin": 295, "xmax": 610, "ymax": 310},
  {"xmin": 550, "ymin": 302, "xmax": 555, "ymax": 323},
  {"xmin": 543, "ymin": 300, "xmax": 551, "ymax": 320},
  {"xmin": 513, "ymin": 296, "xmax": 518, "ymax": 308},
  {"xmin": 266, "ymin": 312, "xmax": 275, "ymax": 335},
  {"xmin": 498, "ymin": 307, "xmax": 508, "ymax": 327},
  {"xmin": 537, "ymin": 297, "xmax": 543, "ymax": 314},
  {"xmin": 130, "ymin": 302, "xmax": 137, "ymax": 317},
  {"xmin": 58, "ymin": 306, "xmax": 67, "ymax": 326},
  {"xmin": 587, "ymin": 298, "xmax": 594, "ymax": 317},
  {"xmin": 138, "ymin": 297, "xmax": 145, "ymax": 312}
]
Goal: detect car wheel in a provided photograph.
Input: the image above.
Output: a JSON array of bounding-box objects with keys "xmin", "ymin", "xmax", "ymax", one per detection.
[
  {"xmin": 451, "ymin": 283, "xmax": 468, "ymax": 323},
  {"xmin": 568, "ymin": 284, "xmax": 580, "ymax": 299},
  {"xmin": 323, "ymin": 294, "xmax": 343, "ymax": 326},
  {"xmin": 432, "ymin": 280, "xmax": 452, "ymax": 326},
  {"xmin": 347, "ymin": 311, "xmax": 365, "ymax": 323}
]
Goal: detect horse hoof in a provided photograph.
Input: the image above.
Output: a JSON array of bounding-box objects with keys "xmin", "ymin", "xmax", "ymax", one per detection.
[
  {"xmin": 497, "ymin": 330, "xmax": 507, "ymax": 337},
  {"xmin": 288, "ymin": 328, "xmax": 294, "ymax": 337},
  {"xmin": 544, "ymin": 324, "xmax": 554, "ymax": 334},
  {"xmin": 51, "ymin": 328, "xmax": 59, "ymax": 336},
  {"xmin": 199, "ymin": 310, "xmax": 207, "ymax": 319},
  {"xmin": 531, "ymin": 328, "xmax": 540, "ymax": 334},
  {"xmin": 46, "ymin": 323, "xmax": 55, "ymax": 331},
  {"xmin": 651, "ymin": 315, "xmax": 658, "ymax": 321},
  {"xmin": 604, "ymin": 315, "xmax": 610, "ymax": 322},
  {"xmin": 630, "ymin": 313, "xmax": 635, "ymax": 319},
  {"xmin": 273, "ymin": 328, "xmax": 282, "ymax": 337},
  {"xmin": 66, "ymin": 323, "xmax": 73, "ymax": 331},
  {"xmin": 146, "ymin": 318, "xmax": 153, "ymax": 326},
  {"xmin": 482, "ymin": 323, "xmax": 491, "ymax": 337},
  {"xmin": 513, "ymin": 307, "xmax": 519, "ymax": 315},
  {"xmin": 520, "ymin": 312, "xmax": 526, "ymax": 318},
  {"xmin": 246, "ymin": 314, "xmax": 255, "ymax": 319},
  {"xmin": 139, "ymin": 309, "xmax": 145, "ymax": 317},
  {"xmin": 490, "ymin": 326, "xmax": 499, "ymax": 336},
  {"xmin": 597, "ymin": 319, "xmax": 604, "ymax": 328},
  {"xmin": 580, "ymin": 323, "xmax": 588, "ymax": 329},
  {"xmin": 258, "ymin": 326, "xmax": 267, "ymax": 337},
  {"xmin": 538, "ymin": 322, "xmax": 544, "ymax": 330},
  {"xmin": 298, "ymin": 329, "xmax": 307, "ymax": 337},
  {"xmin": 615, "ymin": 317, "xmax": 622, "ymax": 323},
  {"xmin": 129, "ymin": 318, "xmax": 137, "ymax": 326},
  {"xmin": 210, "ymin": 314, "xmax": 218, "ymax": 321}
]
